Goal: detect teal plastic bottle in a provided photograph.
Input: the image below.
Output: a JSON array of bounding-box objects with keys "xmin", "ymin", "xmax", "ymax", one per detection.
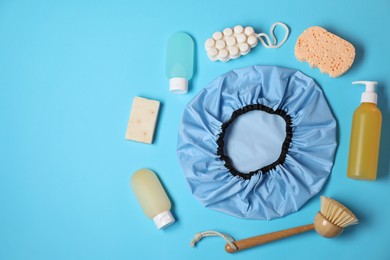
[{"xmin": 166, "ymin": 32, "xmax": 194, "ymax": 94}]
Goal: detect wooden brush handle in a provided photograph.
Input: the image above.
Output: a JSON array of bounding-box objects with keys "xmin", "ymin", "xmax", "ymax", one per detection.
[{"xmin": 225, "ymin": 223, "xmax": 314, "ymax": 253}]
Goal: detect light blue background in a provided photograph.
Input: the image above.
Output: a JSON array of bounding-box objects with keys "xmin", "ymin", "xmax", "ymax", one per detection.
[{"xmin": 0, "ymin": 0, "xmax": 389, "ymax": 259}]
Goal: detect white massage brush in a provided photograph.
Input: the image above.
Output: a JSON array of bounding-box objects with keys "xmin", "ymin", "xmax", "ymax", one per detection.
[
  {"xmin": 204, "ymin": 22, "xmax": 289, "ymax": 62},
  {"xmin": 191, "ymin": 196, "xmax": 358, "ymax": 253}
]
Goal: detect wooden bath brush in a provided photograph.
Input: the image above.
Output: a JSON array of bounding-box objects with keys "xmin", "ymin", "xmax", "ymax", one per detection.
[{"xmin": 190, "ymin": 196, "xmax": 358, "ymax": 253}]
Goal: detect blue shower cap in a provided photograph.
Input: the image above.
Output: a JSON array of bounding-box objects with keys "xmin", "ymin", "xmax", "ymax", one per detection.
[{"xmin": 177, "ymin": 66, "xmax": 337, "ymax": 220}]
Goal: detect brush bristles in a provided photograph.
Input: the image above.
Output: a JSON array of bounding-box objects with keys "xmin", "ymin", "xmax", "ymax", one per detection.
[{"xmin": 320, "ymin": 196, "xmax": 358, "ymax": 228}]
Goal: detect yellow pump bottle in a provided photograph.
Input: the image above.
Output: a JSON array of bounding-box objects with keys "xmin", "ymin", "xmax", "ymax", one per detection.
[{"xmin": 347, "ymin": 81, "xmax": 382, "ymax": 180}]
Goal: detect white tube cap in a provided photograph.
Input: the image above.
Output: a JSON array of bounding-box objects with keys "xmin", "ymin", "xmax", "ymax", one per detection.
[
  {"xmin": 153, "ymin": 210, "xmax": 175, "ymax": 229},
  {"xmin": 170, "ymin": 77, "xmax": 188, "ymax": 94}
]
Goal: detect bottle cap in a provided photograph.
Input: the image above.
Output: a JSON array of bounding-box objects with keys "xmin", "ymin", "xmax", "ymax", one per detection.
[
  {"xmin": 153, "ymin": 210, "xmax": 175, "ymax": 229},
  {"xmin": 170, "ymin": 77, "xmax": 188, "ymax": 94},
  {"xmin": 352, "ymin": 81, "xmax": 378, "ymax": 104}
]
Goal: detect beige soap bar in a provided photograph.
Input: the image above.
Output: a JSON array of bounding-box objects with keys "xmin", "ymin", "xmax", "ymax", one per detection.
[
  {"xmin": 125, "ymin": 97, "xmax": 160, "ymax": 144},
  {"xmin": 295, "ymin": 26, "xmax": 355, "ymax": 78}
]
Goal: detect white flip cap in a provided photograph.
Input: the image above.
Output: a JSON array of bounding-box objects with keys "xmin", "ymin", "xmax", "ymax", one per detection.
[
  {"xmin": 352, "ymin": 81, "xmax": 378, "ymax": 104},
  {"xmin": 170, "ymin": 77, "xmax": 188, "ymax": 94},
  {"xmin": 153, "ymin": 210, "xmax": 175, "ymax": 229}
]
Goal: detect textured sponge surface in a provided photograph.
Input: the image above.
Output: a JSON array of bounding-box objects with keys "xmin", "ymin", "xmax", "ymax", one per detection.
[{"xmin": 295, "ymin": 26, "xmax": 355, "ymax": 77}]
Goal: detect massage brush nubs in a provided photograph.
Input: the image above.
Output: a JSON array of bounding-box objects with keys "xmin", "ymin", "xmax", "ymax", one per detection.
[{"xmin": 205, "ymin": 22, "xmax": 289, "ymax": 62}]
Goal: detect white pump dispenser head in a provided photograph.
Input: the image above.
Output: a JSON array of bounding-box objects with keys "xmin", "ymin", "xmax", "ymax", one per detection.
[{"xmin": 352, "ymin": 81, "xmax": 378, "ymax": 104}]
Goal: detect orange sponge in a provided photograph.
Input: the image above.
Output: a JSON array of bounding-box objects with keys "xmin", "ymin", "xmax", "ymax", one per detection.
[{"xmin": 295, "ymin": 26, "xmax": 355, "ymax": 78}]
